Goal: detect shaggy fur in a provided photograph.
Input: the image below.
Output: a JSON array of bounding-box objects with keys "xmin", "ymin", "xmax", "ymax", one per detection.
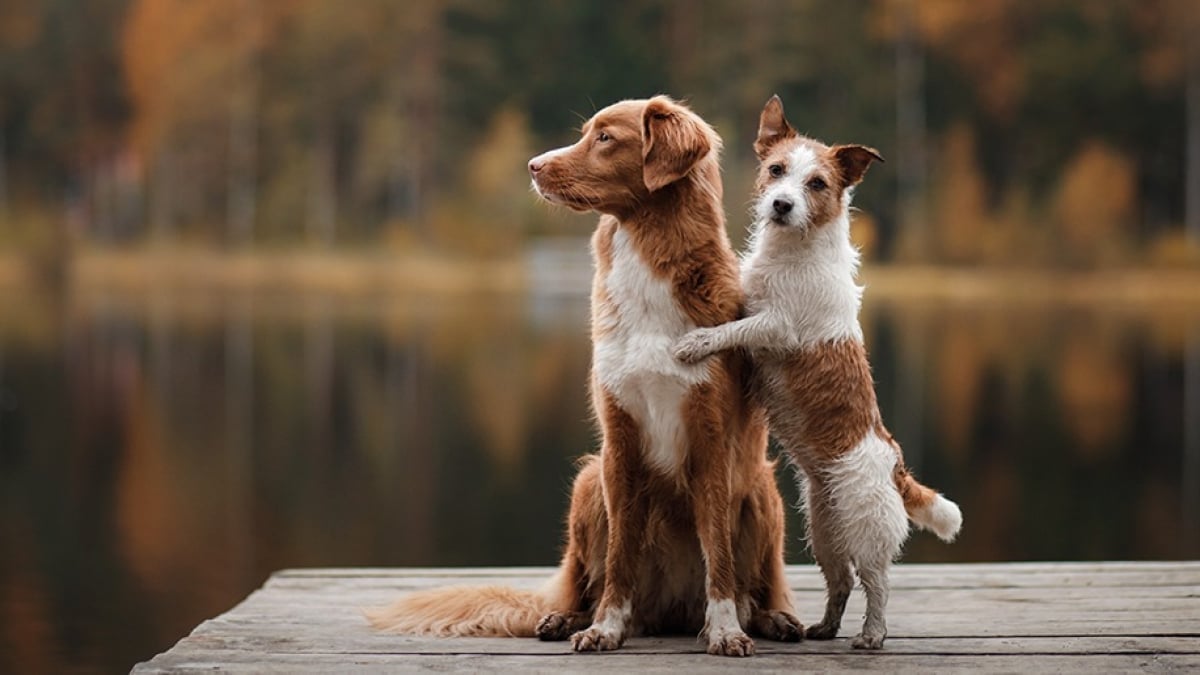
[
  {"xmin": 367, "ymin": 96, "xmax": 800, "ymax": 657},
  {"xmin": 674, "ymin": 95, "xmax": 962, "ymax": 650}
]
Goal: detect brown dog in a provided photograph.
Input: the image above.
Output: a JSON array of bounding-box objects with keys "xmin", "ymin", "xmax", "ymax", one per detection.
[{"xmin": 367, "ymin": 96, "xmax": 800, "ymax": 657}]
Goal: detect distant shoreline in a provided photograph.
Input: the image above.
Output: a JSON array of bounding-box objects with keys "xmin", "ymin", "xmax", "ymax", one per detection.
[{"xmin": 1, "ymin": 248, "xmax": 1199, "ymax": 305}]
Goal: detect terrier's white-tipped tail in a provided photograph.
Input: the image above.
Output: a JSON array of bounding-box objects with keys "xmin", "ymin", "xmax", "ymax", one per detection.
[
  {"xmin": 894, "ymin": 468, "xmax": 962, "ymax": 542},
  {"xmin": 910, "ymin": 493, "xmax": 963, "ymax": 542}
]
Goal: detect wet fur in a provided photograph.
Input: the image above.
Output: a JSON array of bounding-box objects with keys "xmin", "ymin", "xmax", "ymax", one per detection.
[
  {"xmin": 674, "ymin": 95, "xmax": 962, "ymax": 650},
  {"xmin": 367, "ymin": 97, "xmax": 800, "ymax": 657}
]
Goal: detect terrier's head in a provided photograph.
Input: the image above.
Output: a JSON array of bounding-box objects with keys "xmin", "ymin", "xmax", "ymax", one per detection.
[{"xmin": 752, "ymin": 95, "xmax": 882, "ymax": 234}]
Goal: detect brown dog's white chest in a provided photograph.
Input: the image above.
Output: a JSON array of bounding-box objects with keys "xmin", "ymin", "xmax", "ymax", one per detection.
[{"xmin": 592, "ymin": 225, "xmax": 712, "ymax": 476}]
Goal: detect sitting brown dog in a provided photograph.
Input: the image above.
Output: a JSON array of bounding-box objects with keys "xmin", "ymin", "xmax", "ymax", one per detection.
[{"xmin": 367, "ymin": 96, "xmax": 800, "ymax": 657}]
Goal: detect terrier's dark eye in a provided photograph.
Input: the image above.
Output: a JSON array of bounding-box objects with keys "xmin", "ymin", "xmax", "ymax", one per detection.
[
  {"xmin": 597, "ymin": 131, "xmax": 611, "ymax": 142},
  {"xmin": 807, "ymin": 177, "xmax": 828, "ymax": 191},
  {"xmin": 768, "ymin": 164, "xmax": 784, "ymax": 178}
]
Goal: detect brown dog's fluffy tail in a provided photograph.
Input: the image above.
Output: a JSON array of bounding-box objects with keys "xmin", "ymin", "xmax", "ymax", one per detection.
[
  {"xmin": 364, "ymin": 570, "xmax": 567, "ymax": 637},
  {"xmin": 893, "ymin": 466, "xmax": 962, "ymax": 543}
]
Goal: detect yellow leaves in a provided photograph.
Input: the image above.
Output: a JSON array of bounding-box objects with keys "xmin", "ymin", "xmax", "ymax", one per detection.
[
  {"xmin": 873, "ymin": 0, "xmax": 1026, "ymax": 120},
  {"xmin": 849, "ymin": 209, "xmax": 880, "ymax": 261},
  {"xmin": 931, "ymin": 123, "xmax": 991, "ymax": 263},
  {"xmin": 428, "ymin": 106, "xmax": 542, "ymax": 255},
  {"xmin": 122, "ymin": 0, "xmax": 235, "ymax": 153},
  {"xmin": 467, "ymin": 107, "xmax": 535, "ymax": 205},
  {"xmin": 1052, "ymin": 141, "xmax": 1136, "ymax": 262}
]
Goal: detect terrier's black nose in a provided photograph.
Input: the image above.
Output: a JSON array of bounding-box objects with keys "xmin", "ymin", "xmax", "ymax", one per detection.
[{"xmin": 772, "ymin": 199, "xmax": 793, "ymax": 215}]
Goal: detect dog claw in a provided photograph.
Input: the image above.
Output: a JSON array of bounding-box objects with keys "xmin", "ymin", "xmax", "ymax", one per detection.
[
  {"xmin": 851, "ymin": 632, "xmax": 885, "ymax": 650},
  {"xmin": 537, "ymin": 611, "xmax": 589, "ymax": 641},
  {"xmin": 707, "ymin": 631, "xmax": 756, "ymax": 657},
  {"xmin": 751, "ymin": 610, "xmax": 803, "ymax": 642},
  {"xmin": 805, "ymin": 621, "xmax": 839, "ymax": 640},
  {"xmin": 571, "ymin": 627, "xmax": 623, "ymax": 652},
  {"xmin": 673, "ymin": 333, "xmax": 714, "ymax": 363}
]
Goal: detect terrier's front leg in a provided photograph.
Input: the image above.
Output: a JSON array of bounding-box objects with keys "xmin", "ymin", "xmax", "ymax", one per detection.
[
  {"xmin": 674, "ymin": 326, "xmax": 722, "ymax": 363},
  {"xmin": 674, "ymin": 314, "xmax": 786, "ymax": 364}
]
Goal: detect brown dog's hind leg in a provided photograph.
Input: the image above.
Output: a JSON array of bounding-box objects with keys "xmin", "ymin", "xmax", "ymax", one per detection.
[
  {"xmin": 537, "ymin": 456, "xmax": 602, "ymax": 641},
  {"xmin": 745, "ymin": 548, "xmax": 802, "ymax": 643},
  {"xmin": 745, "ymin": 465, "xmax": 803, "ymax": 642},
  {"xmin": 536, "ymin": 610, "xmax": 593, "ymax": 641},
  {"xmin": 748, "ymin": 608, "xmax": 803, "ymax": 642}
]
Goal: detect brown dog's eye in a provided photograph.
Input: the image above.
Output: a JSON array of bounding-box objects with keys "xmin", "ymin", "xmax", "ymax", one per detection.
[
  {"xmin": 807, "ymin": 177, "xmax": 827, "ymax": 191},
  {"xmin": 768, "ymin": 164, "xmax": 784, "ymax": 178},
  {"xmin": 597, "ymin": 131, "xmax": 611, "ymax": 142}
]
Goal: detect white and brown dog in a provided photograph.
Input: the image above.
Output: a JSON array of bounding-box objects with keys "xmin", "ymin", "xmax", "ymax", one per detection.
[
  {"xmin": 674, "ymin": 95, "xmax": 962, "ymax": 649},
  {"xmin": 368, "ymin": 96, "xmax": 800, "ymax": 657}
]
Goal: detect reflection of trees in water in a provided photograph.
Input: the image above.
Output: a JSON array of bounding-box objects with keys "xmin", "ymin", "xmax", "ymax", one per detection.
[
  {"xmin": 868, "ymin": 300, "xmax": 1200, "ymax": 562},
  {"xmin": 1, "ymin": 293, "xmax": 1198, "ymax": 673},
  {"xmin": 1181, "ymin": 321, "xmax": 1200, "ymax": 553}
]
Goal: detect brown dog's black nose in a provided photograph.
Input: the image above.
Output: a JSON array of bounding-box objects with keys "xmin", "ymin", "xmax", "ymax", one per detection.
[{"xmin": 772, "ymin": 199, "xmax": 793, "ymax": 215}]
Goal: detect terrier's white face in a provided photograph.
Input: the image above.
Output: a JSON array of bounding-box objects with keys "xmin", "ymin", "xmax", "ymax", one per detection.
[
  {"xmin": 751, "ymin": 95, "xmax": 882, "ymax": 235},
  {"xmin": 754, "ymin": 140, "xmax": 848, "ymax": 234}
]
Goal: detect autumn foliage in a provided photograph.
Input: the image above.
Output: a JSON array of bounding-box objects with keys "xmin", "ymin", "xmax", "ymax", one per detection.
[{"xmin": 0, "ymin": 0, "xmax": 1195, "ymax": 265}]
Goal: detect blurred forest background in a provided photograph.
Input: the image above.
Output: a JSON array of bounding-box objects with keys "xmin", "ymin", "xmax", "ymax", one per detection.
[
  {"xmin": 3, "ymin": 2, "xmax": 1200, "ymax": 673},
  {"xmin": 1, "ymin": 0, "xmax": 1199, "ymax": 269}
]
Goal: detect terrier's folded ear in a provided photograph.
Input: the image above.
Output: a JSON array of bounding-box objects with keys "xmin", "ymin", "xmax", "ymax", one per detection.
[{"xmin": 832, "ymin": 145, "xmax": 884, "ymax": 186}]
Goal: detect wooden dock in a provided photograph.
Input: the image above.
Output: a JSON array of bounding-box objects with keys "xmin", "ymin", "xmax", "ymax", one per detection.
[{"xmin": 134, "ymin": 562, "xmax": 1200, "ymax": 673}]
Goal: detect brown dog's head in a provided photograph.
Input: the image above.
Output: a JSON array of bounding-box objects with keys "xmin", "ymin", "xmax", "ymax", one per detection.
[
  {"xmin": 752, "ymin": 95, "xmax": 883, "ymax": 232},
  {"xmin": 528, "ymin": 96, "xmax": 721, "ymax": 217}
]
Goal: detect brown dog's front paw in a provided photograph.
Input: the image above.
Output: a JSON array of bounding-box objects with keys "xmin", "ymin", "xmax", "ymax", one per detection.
[
  {"xmin": 750, "ymin": 610, "xmax": 803, "ymax": 642},
  {"xmin": 707, "ymin": 630, "xmax": 756, "ymax": 657},
  {"xmin": 537, "ymin": 611, "xmax": 589, "ymax": 641},
  {"xmin": 805, "ymin": 621, "xmax": 840, "ymax": 640},
  {"xmin": 571, "ymin": 626, "xmax": 623, "ymax": 652},
  {"xmin": 851, "ymin": 631, "xmax": 885, "ymax": 650}
]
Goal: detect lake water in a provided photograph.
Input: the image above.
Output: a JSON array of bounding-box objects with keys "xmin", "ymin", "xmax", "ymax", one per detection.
[{"xmin": 1, "ymin": 284, "xmax": 1198, "ymax": 673}]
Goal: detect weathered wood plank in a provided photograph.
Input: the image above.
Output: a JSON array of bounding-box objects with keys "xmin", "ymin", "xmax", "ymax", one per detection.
[
  {"xmin": 278, "ymin": 561, "xmax": 1200, "ymax": 589},
  {"xmin": 133, "ymin": 651, "xmax": 1200, "ymax": 674},
  {"xmin": 138, "ymin": 630, "xmax": 1200, "ymax": 656},
  {"xmin": 133, "ymin": 562, "xmax": 1200, "ymax": 673}
]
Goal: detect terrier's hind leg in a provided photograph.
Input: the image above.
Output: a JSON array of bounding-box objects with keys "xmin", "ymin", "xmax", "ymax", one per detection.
[
  {"xmin": 803, "ymin": 497, "xmax": 853, "ymax": 641},
  {"xmin": 805, "ymin": 555, "xmax": 852, "ymax": 640},
  {"xmin": 851, "ymin": 559, "xmax": 890, "ymax": 649}
]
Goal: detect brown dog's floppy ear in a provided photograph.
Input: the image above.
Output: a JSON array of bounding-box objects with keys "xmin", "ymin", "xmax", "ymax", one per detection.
[
  {"xmin": 642, "ymin": 96, "xmax": 713, "ymax": 192},
  {"xmin": 755, "ymin": 95, "xmax": 797, "ymax": 159},
  {"xmin": 832, "ymin": 144, "xmax": 884, "ymax": 186}
]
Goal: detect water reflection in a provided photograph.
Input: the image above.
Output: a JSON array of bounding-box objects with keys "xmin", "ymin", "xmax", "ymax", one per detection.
[{"xmin": 0, "ymin": 288, "xmax": 1197, "ymax": 673}]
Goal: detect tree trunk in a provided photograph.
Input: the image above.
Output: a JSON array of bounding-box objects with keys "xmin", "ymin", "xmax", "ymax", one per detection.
[
  {"xmin": 307, "ymin": 122, "xmax": 337, "ymax": 247},
  {"xmin": 0, "ymin": 110, "xmax": 7, "ymax": 218},
  {"xmin": 895, "ymin": 0, "xmax": 928, "ymax": 261},
  {"xmin": 1186, "ymin": 0, "xmax": 1200, "ymax": 244},
  {"xmin": 150, "ymin": 146, "xmax": 176, "ymax": 244},
  {"xmin": 227, "ymin": 0, "xmax": 260, "ymax": 247}
]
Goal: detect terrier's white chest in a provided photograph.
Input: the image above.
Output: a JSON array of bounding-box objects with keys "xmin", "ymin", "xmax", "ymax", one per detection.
[
  {"xmin": 593, "ymin": 227, "xmax": 711, "ymax": 475},
  {"xmin": 741, "ymin": 222, "xmax": 864, "ymax": 349}
]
